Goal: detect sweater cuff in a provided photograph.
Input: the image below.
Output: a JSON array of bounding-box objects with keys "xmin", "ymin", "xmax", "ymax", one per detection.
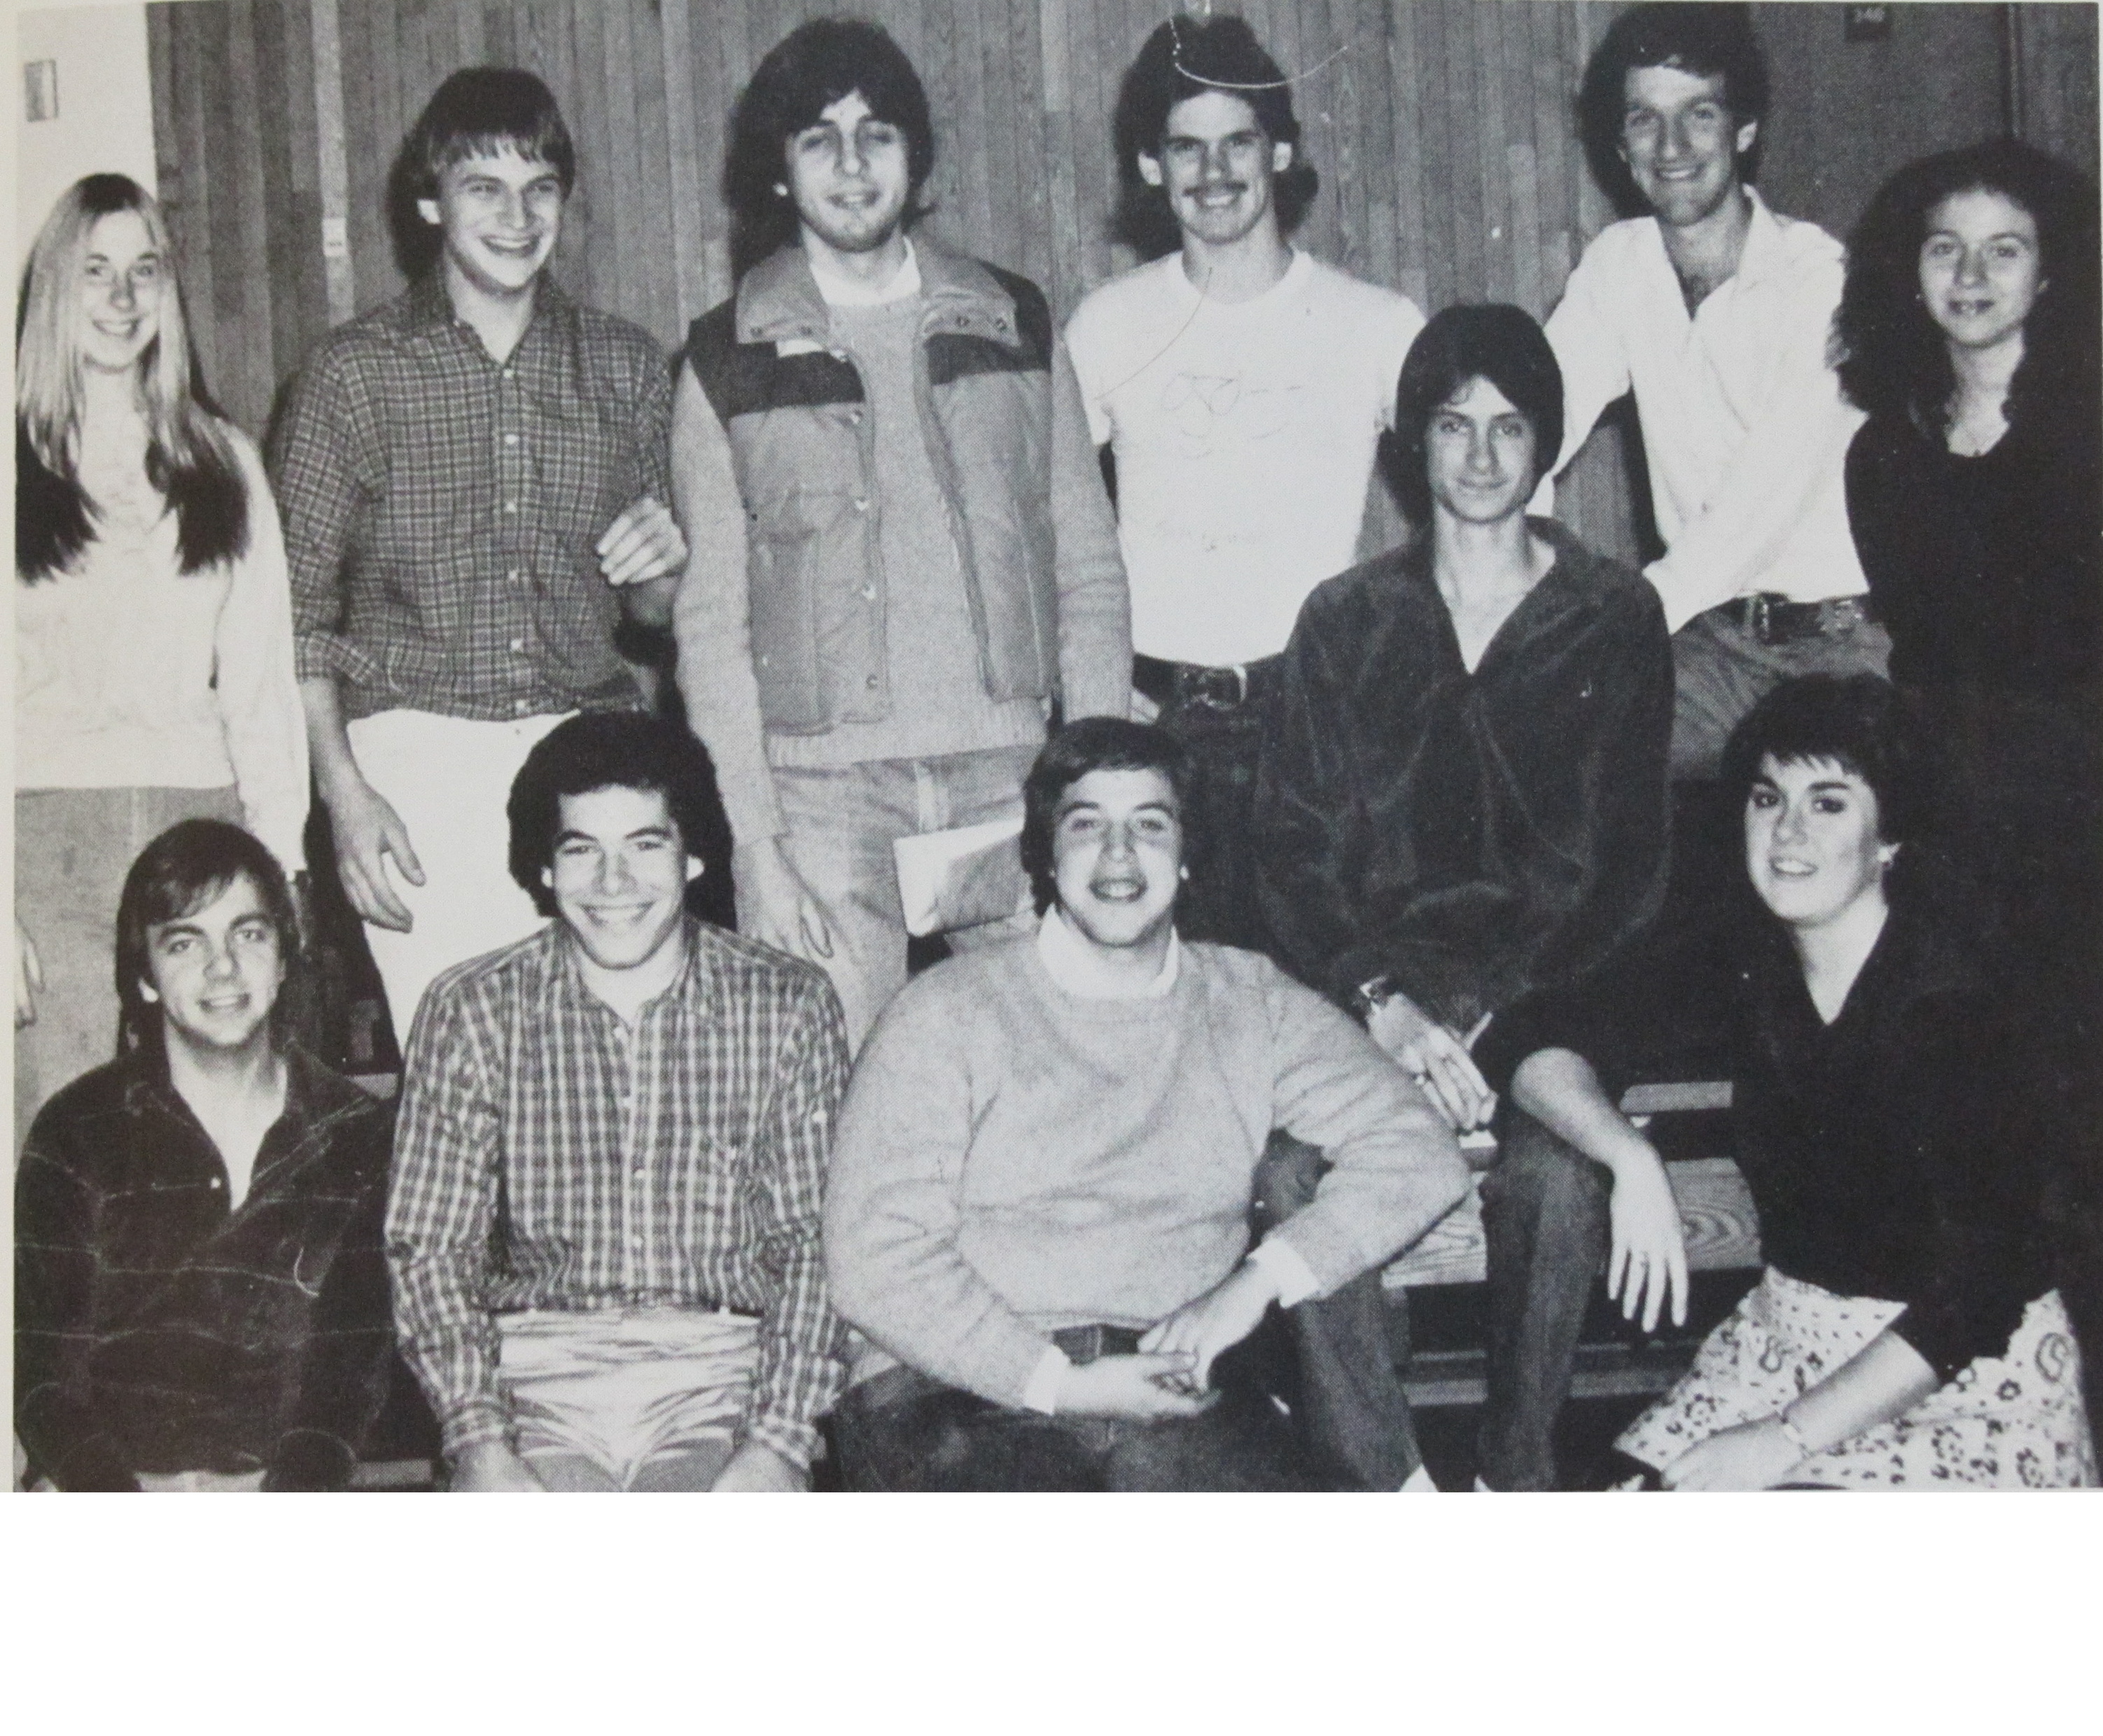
[{"xmin": 1247, "ymin": 1236, "xmax": 1323, "ymax": 1309}]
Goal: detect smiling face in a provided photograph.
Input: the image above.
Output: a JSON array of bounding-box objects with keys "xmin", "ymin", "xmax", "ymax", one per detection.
[
  {"xmin": 543, "ymin": 785, "xmax": 692, "ymax": 975},
  {"xmin": 1050, "ymin": 767, "xmax": 1185, "ymax": 955},
  {"xmin": 417, "ymin": 148, "xmax": 565, "ymax": 304},
  {"xmin": 1919, "ymin": 186, "xmax": 2044, "ymax": 358},
  {"xmin": 77, "ymin": 208, "xmax": 165, "ymax": 376},
  {"xmin": 141, "ymin": 872, "xmax": 286, "ymax": 1060},
  {"xmin": 783, "ymin": 90, "xmax": 913, "ymax": 262},
  {"xmin": 1744, "ymin": 755, "xmax": 1895, "ymax": 932},
  {"xmin": 1619, "ymin": 64, "xmax": 1756, "ymax": 232},
  {"xmin": 1140, "ymin": 90, "xmax": 1294, "ymax": 251},
  {"xmin": 1426, "ymin": 375, "xmax": 1539, "ymax": 528}
]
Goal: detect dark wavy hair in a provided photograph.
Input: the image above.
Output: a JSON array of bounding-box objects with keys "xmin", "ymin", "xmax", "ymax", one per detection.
[
  {"xmin": 1577, "ymin": 4, "xmax": 1769, "ymax": 218},
  {"xmin": 506, "ymin": 712, "xmax": 734, "ymax": 918},
  {"xmin": 725, "ymin": 18, "xmax": 937, "ymax": 280},
  {"xmin": 114, "ymin": 820, "xmax": 301, "ymax": 1058},
  {"xmin": 1720, "ymin": 673, "xmax": 1935, "ymax": 884},
  {"xmin": 1020, "ymin": 718, "xmax": 1203, "ymax": 916},
  {"xmin": 386, "ymin": 68, "xmax": 576, "ymax": 281},
  {"xmin": 1833, "ymin": 137, "xmax": 2100, "ymax": 438},
  {"xmin": 1391, "ymin": 304, "xmax": 1563, "ymax": 528},
  {"xmin": 1110, "ymin": 13, "xmax": 1318, "ymax": 259}
]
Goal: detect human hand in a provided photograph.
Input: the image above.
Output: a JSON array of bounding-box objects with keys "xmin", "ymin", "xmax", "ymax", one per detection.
[
  {"xmin": 1606, "ymin": 1142, "xmax": 1689, "ymax": 1334},
  {"xmin": 710, "ymin": 1441, "xmax": 808, "ymax": 1492},
  {"xmin": 1368, "ymin": 992, "xmax": 1495, "ymax": 1130},
  {"xmin": 1138, "ymin": 1261, "xmax": 1283, "ymax": 1394},
  {"xmin": 15, "ymin": 918, "xmax": 44, "ymax": 1029},
  {"xmin": 733, "ymin": 839, "xmax": 834, "ymax": 962},
  {"xmin": 1054, "ymin": 1353, "xmax": 1218, "ymax": 1422},
  {"xmin": 596, "ymin": 495, "xmax": 687, "ymax": 589},
  {"xmin": 319, "ymin": 769, "xmax": 423, "ymax": 932},
  {"xmin": 1660, "ymin": 1418, "xmax": 1803, "ymax": 1492},
  {"xmin": 449, "ymin": 1441, "xmax": 549, "ymax": 1492}
]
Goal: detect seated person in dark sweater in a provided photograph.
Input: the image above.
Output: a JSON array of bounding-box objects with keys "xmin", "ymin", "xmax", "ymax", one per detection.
[
  {"xmin": 15, "ymin": 820, "xmax": 396, "ymax": 1491},
  {"xmin": 1481, "ymin": 676, "xmax": 2095, "ymax": 1488},
  {"xmin": 1254, "ymin": 304, "xmax": 1679, "ymax": 1490},
  {"xmin": 823, "ymin": 719, "xmax": 1467, "ymax": 1490}
]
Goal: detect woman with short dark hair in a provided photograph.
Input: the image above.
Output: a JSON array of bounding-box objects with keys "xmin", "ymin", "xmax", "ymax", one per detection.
[{"xmin": 1483, "ymin": 676, "xmax": 2095, "ymax": 1488}]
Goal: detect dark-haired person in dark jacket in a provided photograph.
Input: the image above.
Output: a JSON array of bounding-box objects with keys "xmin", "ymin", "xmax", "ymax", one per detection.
[
  {"xmin": 16, "ymin": 820, "xmax": 395, "ymax": 1492},
  {"xmin": 1256, "ymin": 304, "xmax": 1677, "ymax": 1490},
  {"xmin": 671, "ymin": 16, "xmax": 1130, "ymax": 1051}
]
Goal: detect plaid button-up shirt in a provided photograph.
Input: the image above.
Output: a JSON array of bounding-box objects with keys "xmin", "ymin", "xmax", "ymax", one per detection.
[
  {"xmin": 267, "ymin": 274, "xmax": 673, "ymax": 722},
  {"xmin": 386, "ymin": 919, "xmax": 851, "ymax": 1471}
]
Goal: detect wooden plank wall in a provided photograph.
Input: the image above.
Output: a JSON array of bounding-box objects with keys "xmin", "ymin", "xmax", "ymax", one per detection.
[
  {"xmin": 146, "ymin": 0, "xmax": 1647, "ymax": 556},
  {"xmin": 143, "ymin": 2, "xmax": 2089, "ymax": 560}
]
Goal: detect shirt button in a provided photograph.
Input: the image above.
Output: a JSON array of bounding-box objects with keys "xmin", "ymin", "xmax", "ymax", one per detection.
[
  {"xmin": 847, "ymin": 410, "xmax": 863, "ymax": 425},
  {"xmin": 860, "ymin": 585, "xmax": 876, "ymax": 601},
  {"xmin": 503, "ymin": 433, "xmax": 520, "ymax": 447},
  {"xmin": 502, "ymin": 367, "xmax": 516, "ymax": 380},
  {"xmin": 865, "ymin": 674, "xmax": 880, "ymax": 690},
  {"xmin": 514, "ymin": 699, "xmax": 529, "ymax": 715},
  {"xmin": 508, "ymin": 568, "xmax": 524, "ymax": 583},
  {"xmin": 852, "ymin": 496, "xmax": 869, "ymax": 512},
  {"xmin": 509, "ymin": 638, "xmax": 526, "ymax": 654},
  {"xmin": 503, "ymin": 500, "xmax": 519, "ymax": 514},
  {"xmin": 633, "ymin": 1166, "xmax": 646, "ymax": 1179}
]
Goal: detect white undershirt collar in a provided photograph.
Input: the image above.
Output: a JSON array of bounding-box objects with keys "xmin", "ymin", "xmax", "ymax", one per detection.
[{"xmin": 1035, "ymin": 906, "xmax": 1181, "ymax": 1000}]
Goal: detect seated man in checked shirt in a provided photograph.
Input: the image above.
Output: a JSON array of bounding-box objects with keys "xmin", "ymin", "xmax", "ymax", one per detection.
[
  {"xmin": 386, "ymin": 713, "xmax": 850, "ymax": 1492},
  {"xmin": 822, "ymin": 720, "xmax": 1467, "ymax": 1490}
]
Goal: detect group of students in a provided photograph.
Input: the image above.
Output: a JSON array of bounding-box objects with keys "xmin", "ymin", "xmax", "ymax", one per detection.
[{"xmin": 13, "ymin": 3, "xmax": 2099, "ymax": 1491}]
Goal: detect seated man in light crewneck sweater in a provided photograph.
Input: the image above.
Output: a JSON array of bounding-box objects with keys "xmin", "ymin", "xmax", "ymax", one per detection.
[{"xmin": 823, "ymin": 719, "xmax": 1467, "ymax": 1490}]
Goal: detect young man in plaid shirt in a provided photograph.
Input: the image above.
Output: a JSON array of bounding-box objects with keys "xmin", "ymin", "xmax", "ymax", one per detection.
[
  {"xmin": 270, "ymin": 69, "xmax": 687, "ymax": 1046},
  {"xmin": 386, "ymin": 713, "xmax": 849, "ymax": 1492}
]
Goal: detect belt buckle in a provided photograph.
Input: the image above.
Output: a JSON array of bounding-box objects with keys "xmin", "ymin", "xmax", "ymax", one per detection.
[{"xmin": 1186, "ymin": 664, "xmax": 1247, "ymax": 710}]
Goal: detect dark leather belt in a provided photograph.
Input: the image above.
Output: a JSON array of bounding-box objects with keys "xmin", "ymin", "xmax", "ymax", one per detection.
[
  {"xmin": 1049, "ymin": 1324, "xmax": 1147, "ymax": 1364},
  {"xmin": 1728, "ymin": 593, "xmax": 1878, "ymax": 646},
  {"xmin": 1133, "ymin": 652, "xmax": 1282, "ymax": 713}
]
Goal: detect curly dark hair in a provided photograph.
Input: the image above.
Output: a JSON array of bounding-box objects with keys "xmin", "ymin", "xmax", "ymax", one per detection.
[
  {"xmin": 724, "ymin": 17, "xmax": 937, "ymax": 279},
  {"xmin": 1110, "ymin": 13, "xmax": 1318, "ymax": 259},
  {"xmin": 1833, "ymin": 137, "xmax": 2100, "ymax": 438},
  {"xmin": 1020, "ymin": 718, "xmax": 1203, "ymax": 916},
  {"xmin": 1577, "ymin": 4, "xmax": 1769, "ymax": 219},
  {"xmin": 506, "ymin": 713, "xmax": 734, "ymax": 919},
  {"xmin": 1391, "ymin": 303, "xmax": 1563, "ymax": 529},
  {"xmin": 114, "ymin": 819, "xmax": 302, "ymax": 1058}
]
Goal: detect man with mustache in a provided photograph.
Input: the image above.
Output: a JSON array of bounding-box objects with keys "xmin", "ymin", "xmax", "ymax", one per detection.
[
  {"xmin": 270, "ymin": 69, "xmax": 687, "ymax": 1048},
  {"xmin": 823, "ymin": 718, "xmax": 1466, "ymax": 1490},
  {"xmin": 671, "ymin": 18, "xmax": 1131, "ymax": 1051},
  {"xmin": 1063, "ymin": 14, "xmax": 1425, "ymax": 955}
]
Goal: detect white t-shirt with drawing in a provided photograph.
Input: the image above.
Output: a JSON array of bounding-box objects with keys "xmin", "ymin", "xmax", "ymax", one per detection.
[{"xmin": 1066, "ymin": 249, "xmax": 1425, "ymax": 668}]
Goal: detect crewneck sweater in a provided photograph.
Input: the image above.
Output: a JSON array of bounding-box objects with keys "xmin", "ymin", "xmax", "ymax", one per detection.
[{"xmin": 824, "ymin": 935, "xmax": 1467, "ymax": 1406}]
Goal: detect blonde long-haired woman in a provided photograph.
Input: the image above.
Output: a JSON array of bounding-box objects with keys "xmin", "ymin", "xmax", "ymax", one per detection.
[{"xmin": 14, "ymin": 173, "xmax": 307, "ymax": 1148}]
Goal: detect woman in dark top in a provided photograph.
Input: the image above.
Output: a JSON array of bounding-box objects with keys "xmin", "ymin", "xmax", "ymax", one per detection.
[
  {"xmin": 15, "ymin": 820, "xmax": 396, "ymax": 1491},
  {"xmin": 1486, "ymin": 676, "xmax": 2094, "ymax": 1488},
  {"xmin": 1836, "ymin": 141, "xmax": 2101, "ymax": 1043},
  {"xmin": 1255, "ymin": 304, "xmax": 1679, "ymax": 1490}
]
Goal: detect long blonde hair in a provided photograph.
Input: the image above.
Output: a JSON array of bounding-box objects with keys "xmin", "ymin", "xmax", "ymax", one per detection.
[{"xmin": 15, "ymin": 173, "xmax": 246, "ymax": 581}]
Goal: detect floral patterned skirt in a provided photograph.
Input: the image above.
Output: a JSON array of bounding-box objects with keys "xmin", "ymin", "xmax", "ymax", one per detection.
[{"xmin": 1616, "ymin": 1268, "xmax": 2097, "ymax": 1489}]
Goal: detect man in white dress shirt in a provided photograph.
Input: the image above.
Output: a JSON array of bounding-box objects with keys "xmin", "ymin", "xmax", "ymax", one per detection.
[
  {"xmin": 1544, "ymin": 3, "xmax": 1887, "ymax": 780},
  {"xmin": 1065, "ymin": 13, "xmax": 1425, "ymax": 951}
]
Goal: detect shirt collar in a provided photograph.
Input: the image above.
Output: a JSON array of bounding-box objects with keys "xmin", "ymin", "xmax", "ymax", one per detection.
[
  {"xmin": 809, "ymin": 237, "xmax": 923, "ymax": 308},
  {"xmin": 404, "ymin": 270, "xmax": 575, "ymax": 342},
  {"xmin": 1035, "ymin": 905, "xmax": 1181, "ymax": 1000},
  {"xmin": 1645, "ymin": 184, "xmax": 1787, "ymax": 295},
  {"xmin": 543, "ymin": 916, "xmax": 713, "ymax": 1023}
]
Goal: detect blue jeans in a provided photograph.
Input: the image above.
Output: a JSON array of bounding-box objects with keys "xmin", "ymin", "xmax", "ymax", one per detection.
[
  {"xmin": 1670, "ymin": 605, "xmax": 1892, "ymax": 781},
  {"xmin": 757, "ymin": 746, "xmax": 1040, "ymax": 1048},
  {"xmin": 1476, "ymin": 1110, "xmax": 1614, "ymax": 1490}
]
